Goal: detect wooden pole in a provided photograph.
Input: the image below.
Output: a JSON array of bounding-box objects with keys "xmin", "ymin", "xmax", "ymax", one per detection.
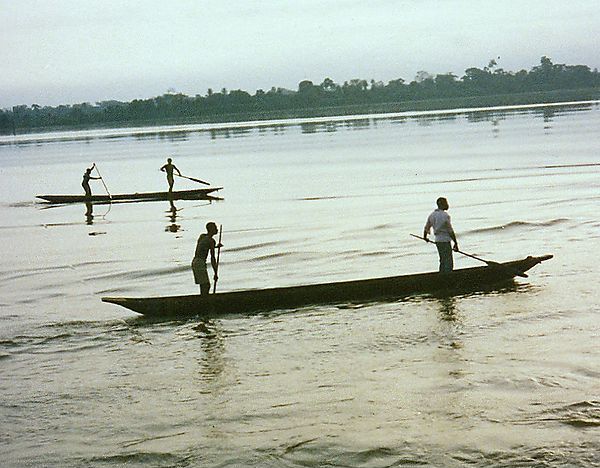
[
  {"xmin": 410, "ymin": 233, "xmax": 528, "ymax": 278},
  {"xmin": 93, "ymin": 163, "xmax": 112, "ymax": 199},
  {"xmin": 176, "ymin": 174, "xmax": 210, "ymax": 186},
  {"xmin": 212, "ymin": 225, "xmax": 223, "ymax": 293}
]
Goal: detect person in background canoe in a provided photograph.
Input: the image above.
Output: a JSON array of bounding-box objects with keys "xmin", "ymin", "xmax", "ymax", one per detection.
[
  {"xmin": 192, "ymin": 222, "xmax": 222, "ymax": 295},
  {"xmin": 160, "ymin": 157, "xmax": 182, "ymax": 192},
  {"xmin": 82, "ymin": 165, "xmax": 101, "ymax": 198},
  {"xmin": 423, "ymin": 197, "xmax": 459, "ymax": 273}
]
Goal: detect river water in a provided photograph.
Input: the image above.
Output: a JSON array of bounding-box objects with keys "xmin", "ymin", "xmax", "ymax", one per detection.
[{"xmin": 1, "ymin": 102, "xmax": 599, "ymax": 467}]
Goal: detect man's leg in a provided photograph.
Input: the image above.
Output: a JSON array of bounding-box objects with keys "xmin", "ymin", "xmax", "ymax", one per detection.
[
  {"xmin": 200, "ymin": 282, "xmax": 210, "ymax": 295},
  {"xmin": 436, "ymin": 242, "xmax": 453, "ymax": 272},
  {"xmin": 445, "ymin": 244, "xmax": 454, "ymax": 272}
]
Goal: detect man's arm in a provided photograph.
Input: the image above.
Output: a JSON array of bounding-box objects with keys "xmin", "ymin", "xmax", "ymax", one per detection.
[
  {"xmin": 173, "ymin": 165, "xmax": 181, "ymax": 176},
  {"xmin": 450, "ymin": 231, "xmax": 458, "ymax": 251},
  {"xmin": 160, "ymin": 164, "xmax": 166, "ymax": 172},
  {"xmin": 423, "ymin": 217, "xmax": 432, "ymax": 241},
  {"xmin": 447, "ymin": 216, "xmax": 459, "ymax": 251}
]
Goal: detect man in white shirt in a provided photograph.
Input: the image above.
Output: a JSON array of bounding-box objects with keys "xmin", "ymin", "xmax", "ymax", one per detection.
[{"xmin": 423, "ymin": 197, "xmax": 459, "ymax": 272}]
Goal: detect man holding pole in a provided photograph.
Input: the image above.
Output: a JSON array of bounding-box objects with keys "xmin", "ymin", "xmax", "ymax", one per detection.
[
  {"xmin": 192, "ymin": 222, "xmax": 222, "ymax": 295},
  {"xmin": 160, "ymin": 157, "xmax": 182, "ymax": 192},
  {"xmin": 82, "ymin": 165, "xmax": 101, "ymax": 198},
  {"xmin": 423, "ymin": 197, "xmax": 459, "ymax": 272}
]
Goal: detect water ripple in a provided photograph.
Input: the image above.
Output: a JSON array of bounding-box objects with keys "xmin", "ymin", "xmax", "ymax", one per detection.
[
  {"xmin": 466, "ymin": 218, "xmax": 569, "ymax": 234},
  {"xmin": 542, "ymin": 400, "xmax": 600, "ymax": 428}
]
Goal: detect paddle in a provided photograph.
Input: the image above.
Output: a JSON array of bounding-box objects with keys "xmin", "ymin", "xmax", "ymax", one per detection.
[
  {"xmin": 212, "ymin": 225, "xmax": 223, "ymax": 294},
  {"xmin": 176, "ymin": 173, "xmax": 210, "ymax": 186},
  {"xmin": 410, "ymin": 233, "xmax": 528, "ymax": 278}
]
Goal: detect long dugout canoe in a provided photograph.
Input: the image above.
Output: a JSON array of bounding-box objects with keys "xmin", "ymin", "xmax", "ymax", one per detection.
[
  {"xmin": 36, "ymin": 187, "xmax": 222, "ymax": 204},
  {"xmin": 102, "ymin": 255, "xmax": 553, "ymax": 318}
]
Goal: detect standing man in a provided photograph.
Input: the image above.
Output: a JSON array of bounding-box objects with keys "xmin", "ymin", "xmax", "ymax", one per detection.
[
  {"xmin": 423, "ymin": 197, "xmax": 459, "ymax": 272},
  {"xmin": 82, "ymin": 165, "xmax": 101, "ymax": 198},
  {"xmin": 160, "ymin": 157, "xmax": 181, "ymax": 192},
  {"xmin": 192, "ymin": 222, "xmax": 222, "ymax": 295}
]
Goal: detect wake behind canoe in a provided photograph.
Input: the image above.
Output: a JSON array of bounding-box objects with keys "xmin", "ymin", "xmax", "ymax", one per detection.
[
  {"xmin": 102, "ymin": 254, "xmax": 553, "ymax": 318},
  {"xmin": 37, "ymin": 187, "xmax": 222, "ymax": 204}
]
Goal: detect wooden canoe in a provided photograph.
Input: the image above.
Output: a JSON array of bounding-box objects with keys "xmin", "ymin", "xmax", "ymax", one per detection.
[
  {"xmin": 102, "ymin": 254, "xmax": 553, "ymax": 318},
  {"xmin": 36, "ymin": 187, "xmax": 222, "ymax": 204}
]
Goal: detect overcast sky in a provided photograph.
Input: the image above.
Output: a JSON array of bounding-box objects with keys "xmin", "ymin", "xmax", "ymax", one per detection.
[{"xmin": 1, "ymin": 0, "xmax": 598, "ymax": 108}]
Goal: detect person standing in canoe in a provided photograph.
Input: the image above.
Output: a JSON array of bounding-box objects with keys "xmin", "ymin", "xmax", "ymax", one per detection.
[
  {"xmin": 160, "ymin": 157, "xmax": 182, "ymax": 193},
  {"xmin": 82, "ymin": 165, "xmax": 101, "ymax": 198},
  {"xmin": 192, "ymin": 222, "xmax": 222, "ymax": 295},
  {"xmin": 423, "ymin": 197, "xmax": 459, "ymax": 273}
]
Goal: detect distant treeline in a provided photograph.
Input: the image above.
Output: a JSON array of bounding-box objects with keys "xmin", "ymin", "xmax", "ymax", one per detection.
[{"xmin": 2, "ymin": 57, "xmax": 599, "ymax": 135}]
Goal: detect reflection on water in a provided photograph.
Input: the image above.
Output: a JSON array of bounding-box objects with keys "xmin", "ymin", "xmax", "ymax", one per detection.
[
  {"xmin": 84, "ymin": 202, "xmax": 93, "ymax": 225},
  {"xmin": 300, "ymin": 118, "xmax": 387, "ymax": 134},
  {"xmin": 163, "ymin": 197, "xmax": 222, "ymax": 234},
  {"xmin": 437, "ymin": 296, "xmax": 458, "ymax": 321},
  {"xmin": 4, "ymin": 101, "xmax": 597, "ymax": 148},
  {"xmin": 193, "ymin": 320, "xmax": 226, "ymax": 383},
  {"xmin": 1, "ymin": 101, "xmax": 599, "ymax": 467},
  {"xmin": 84, "ymin": 201, "xmax": 111, "ymax": 225},
  {"xmin": 165, "ymin": 198, "xmax": 181, "ymax": 233},
  {"xmin": 68, "ymin": 195, "xmax": 223, "ymax": 231}
]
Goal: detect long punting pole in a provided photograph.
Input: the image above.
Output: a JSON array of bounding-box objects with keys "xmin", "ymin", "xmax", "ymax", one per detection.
[
  {"xmin": 212, "ymin": 225, "xmax": 223, "ymax": 294},
  {"xmin": 410, "ymin": 233, "xmax": 527, "ymax": 277},
  {"xmin": 93, "ymin": 163, "xmax": 113, "ymax": 217},
  {"xmin": 93, "ymin": 163, "xmax": 112, "ymax": 199},
  {"xmin": 176, "ymin": 173, "xmax": 211, "ymax": 186}
]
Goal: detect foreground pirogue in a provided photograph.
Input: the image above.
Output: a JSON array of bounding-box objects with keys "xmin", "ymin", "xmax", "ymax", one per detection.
[
  {"xmin": 36, "ymin": 187, "xmax": 222, "ymax": 204},
  {"xmin": 102, "ymin": 255, "xmax": 553, "ymax": 318}
]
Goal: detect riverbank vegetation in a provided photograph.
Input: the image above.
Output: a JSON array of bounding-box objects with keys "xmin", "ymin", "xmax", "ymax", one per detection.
[{"xmin": 2, "ymin": 57, "xmax": 599, "ymax": 135}]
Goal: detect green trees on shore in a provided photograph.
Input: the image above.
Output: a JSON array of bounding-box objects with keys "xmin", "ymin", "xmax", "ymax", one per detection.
[{"xmin": 1, "ymin": 57, "xmax": 599, "ymax": 135}]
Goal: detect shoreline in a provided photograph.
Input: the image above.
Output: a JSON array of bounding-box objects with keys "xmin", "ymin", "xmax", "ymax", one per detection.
[{"xmin": 2, "ymin": 94, "xmax": 599, "ymax": 146}]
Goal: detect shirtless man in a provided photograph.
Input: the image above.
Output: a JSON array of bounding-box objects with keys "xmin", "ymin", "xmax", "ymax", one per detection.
[
  {"xmin": 160, "ymin": 158, "xmax": 181, "ymax": 192},
  {"xmin": 191, "ymin": 222, "xmax": 222, "ymax": 295},
  {"xmin": 82, "ymin": 165, "xmax": 101, "ymax": 198}
]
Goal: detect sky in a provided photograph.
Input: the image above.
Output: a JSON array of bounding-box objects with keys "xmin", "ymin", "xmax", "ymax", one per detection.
[{"xmin": 1, "ymin": 0, "xmax": 598, "ymax": 109}]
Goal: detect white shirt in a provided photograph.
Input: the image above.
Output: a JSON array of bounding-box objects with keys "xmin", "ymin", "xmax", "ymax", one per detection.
[{"xmin": 424, "ymin": 209, "xmax": 455, "ymax": 242}]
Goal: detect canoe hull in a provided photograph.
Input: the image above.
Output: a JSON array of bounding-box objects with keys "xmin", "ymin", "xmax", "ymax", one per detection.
[
  {"xmin": 102, "ymin": 255, "xmax": 552, "ymax": 318},
  {"xmin": 37, "ymin": 187, "xmax": 222, "ymax": 204}
]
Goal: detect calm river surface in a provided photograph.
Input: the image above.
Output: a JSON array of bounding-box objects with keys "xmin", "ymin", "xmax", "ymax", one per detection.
[{"xmin": 1, "ymin": 102, "xmax": 599, "ymax": 467}]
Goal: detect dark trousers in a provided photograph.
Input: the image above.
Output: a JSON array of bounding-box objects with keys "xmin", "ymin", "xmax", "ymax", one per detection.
[{"xmin": 436, "ymin": 242, "xmax": 453, "ymax": 272}]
